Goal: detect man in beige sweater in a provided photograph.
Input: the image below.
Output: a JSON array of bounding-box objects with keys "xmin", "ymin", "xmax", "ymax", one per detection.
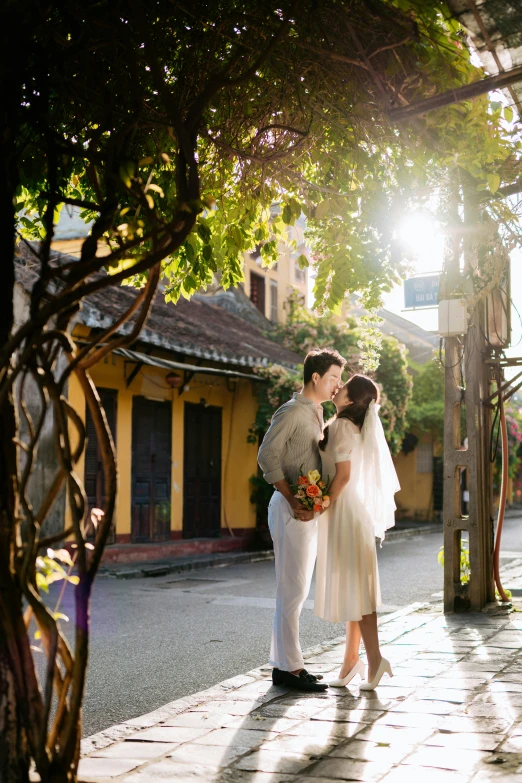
[{"xmin": 258, "ymin": 348, "xmax": 346, "ymax": 691}]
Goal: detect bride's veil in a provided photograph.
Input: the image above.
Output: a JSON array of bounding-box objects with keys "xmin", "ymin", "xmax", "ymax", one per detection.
[{"xmin": 356, "ymin": 400, "xmax": 401, "ymax": 543}]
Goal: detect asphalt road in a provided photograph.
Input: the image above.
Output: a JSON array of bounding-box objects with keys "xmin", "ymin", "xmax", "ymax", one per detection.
[{"xmin": 41, "ymin": 516, "xmax": 522, "ymax": 738}]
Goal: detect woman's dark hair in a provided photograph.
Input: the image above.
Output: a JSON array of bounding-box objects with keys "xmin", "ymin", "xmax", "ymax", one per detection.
[
  {"xmin": 303, "ymin": 348, "xmax": 346, "ymax": 384},
  {"xmin": 319, "ymin": 374, "xmax": 379, "ymax": 451}
]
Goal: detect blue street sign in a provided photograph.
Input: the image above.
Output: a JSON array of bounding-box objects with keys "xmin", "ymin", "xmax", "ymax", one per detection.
[{"xmin": 404, "ymin": 275, "xmax": 440, "ymax": 309}]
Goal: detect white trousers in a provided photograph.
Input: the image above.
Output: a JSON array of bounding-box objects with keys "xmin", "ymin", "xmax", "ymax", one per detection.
[{"xmin": 268, "ymin": 491, "xmax": 318, "ymax": 671}]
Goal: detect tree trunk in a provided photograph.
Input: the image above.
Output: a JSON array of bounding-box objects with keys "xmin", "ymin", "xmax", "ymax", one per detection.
[
  {"xmin": 0, "ymin": 509, "xmax": 31, "ymax": 783},
  {"xmin": 0, "ymin": 338, "xmax": 31, "ymax": 783},
  {"xmin": 0, "ymin": 85, "xmax": 31, "ymax": 782}
]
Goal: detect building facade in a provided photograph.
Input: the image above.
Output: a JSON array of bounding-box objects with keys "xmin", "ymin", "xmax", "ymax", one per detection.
[
  {"xmin": 15, "ymin": 246, "xmax": 301, "ymax": 562},
  {"xmin": 243, "ymin": 217, "xmax": 309, "ymax": 323},
  {"xmin": 66, "ymin": 283, "xmax": 301, "ymax": 561}
]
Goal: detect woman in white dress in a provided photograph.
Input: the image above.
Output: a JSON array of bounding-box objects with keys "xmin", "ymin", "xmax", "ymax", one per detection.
[{"xmin": 314, "ymin": 374, "xmax": 400, "ymax": 690}]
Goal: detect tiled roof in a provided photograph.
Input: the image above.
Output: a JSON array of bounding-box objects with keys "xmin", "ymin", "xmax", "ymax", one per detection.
[
  {"xmin": 80, "ymin": 278, "xmax": 302, "ymax": 369},
  {"xmin": 14, "ymin": 245, "xmax": 301, "ymax": 368}
]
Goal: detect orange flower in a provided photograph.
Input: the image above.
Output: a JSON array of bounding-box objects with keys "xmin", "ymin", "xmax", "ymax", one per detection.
[
  {"xmin": 297, "ymin": 476, "xmax": 308, "ymax": 485},
  {"xmin": 313, "ymin": 504, "xmax": 322, "ymax": 512},
  {"xmin": 306, "ymin": 484, "xmax": 320, "ymax": 498}
]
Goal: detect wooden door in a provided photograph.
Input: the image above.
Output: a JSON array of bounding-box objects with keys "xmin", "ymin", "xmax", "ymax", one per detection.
[
  {"xmin": 131, "ymin": 397, "xmax": 172, "ymax": 543},
  {"xmin": 85, "ymin": 388, "xmax": 118, "ymax": 543},
  {"xmin": 183, "ymin": 403, "xmax": 222, "ymax": 539}
]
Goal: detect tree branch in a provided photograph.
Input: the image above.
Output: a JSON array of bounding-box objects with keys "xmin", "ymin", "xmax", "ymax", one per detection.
[
  {"xmin": 185, "ymin": 1, "xmax": 302, "ymax": 132},
  {"xmin": 292, "ymin": 40, "xmax": 369, "ymax": 70},
  {"xmin": 58, "ymin": 197, "xmax": 102, "ymax": 212},
  {"xmin": 367, "ymin": 35, "xmax": 412, "ymax": 60},
  {"xmin": 38, "ymin": 527, "xmax": 74, "ymax": 549}
]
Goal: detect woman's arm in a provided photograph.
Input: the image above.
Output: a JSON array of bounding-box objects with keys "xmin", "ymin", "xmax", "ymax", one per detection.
[{"xmin": 327, "ymin": 460, "xmax": 351, "ymax": 504}]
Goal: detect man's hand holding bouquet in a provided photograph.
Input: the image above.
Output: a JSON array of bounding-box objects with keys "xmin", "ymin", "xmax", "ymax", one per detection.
[{"xmin": 290, "ymin": 467, "xmax": 331, "ymax": 520}]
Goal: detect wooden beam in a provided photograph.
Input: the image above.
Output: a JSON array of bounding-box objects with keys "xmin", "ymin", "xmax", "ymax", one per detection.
[
  {"xmin": 125, "ymin": 360, "xmax": 144, "ymax": 389},
  {"xmin": 465, "ymin": 0, "xmax": 522, "ymax": 120},
  {"xmin": 389, "ymin": 65, "xmax": 522, "ymax": 121},
  {"xmin": 485, "ymin": 356, "xmax": 522, "ymax": 366},
  {"xmin": 177, "ymin": 368, "xmax": 198, "ymax": 396}
]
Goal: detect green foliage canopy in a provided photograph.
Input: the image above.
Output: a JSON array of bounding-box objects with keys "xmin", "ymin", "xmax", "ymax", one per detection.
[
  {"xmin": 405, "ymin": 359, "xmax": 446, "ymax": 441},
  {"xmin": 13, "ymin": 0, "xmax": 521, "ymax": 317}
]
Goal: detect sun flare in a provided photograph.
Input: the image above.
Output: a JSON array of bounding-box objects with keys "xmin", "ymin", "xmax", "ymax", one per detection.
[{"xmin": 398, "ymin": 213, "xmax": 444, "ymax": 274}]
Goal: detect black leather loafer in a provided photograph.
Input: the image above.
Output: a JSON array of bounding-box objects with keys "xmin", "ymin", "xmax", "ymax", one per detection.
[
  {"xmin": 272, "ymin": 668, "xmax": 328, "ymax": 691},
  {"xmin": 301, "ymin": 668, "xmax": 324, "ymax": 682}
]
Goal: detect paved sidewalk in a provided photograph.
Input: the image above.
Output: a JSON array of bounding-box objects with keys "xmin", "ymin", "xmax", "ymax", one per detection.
[
  {"xmin": 97, "ymin": 549, "xmax": 275, "ymax": 580},
  {"xmin": 77, "ymin": 593, "xmax": 522, "ymax": 783},
  {"xmin": 499, "ymin": 557, "xmax": 522, "ymax": 597}
]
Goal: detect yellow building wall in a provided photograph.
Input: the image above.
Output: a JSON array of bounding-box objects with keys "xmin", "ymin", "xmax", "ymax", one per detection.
[
  {"xmin": 244, "ymin": 243, "xmax": 308, "ymax": 324},
  {"xmin": 393, "ymin": 436, "xmax": 434, "ymax": 520},
  {"xmin": 67, "ymin": 351, "xmax": 258, "ymax": 540}
]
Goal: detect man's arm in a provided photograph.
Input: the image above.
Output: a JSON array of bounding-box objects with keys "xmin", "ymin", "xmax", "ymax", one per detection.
[
  {"xmin": 258, "ymin": 405, "xmax": 310, "ymax": 518},
  {"xmin": 258, "ymin": 404, "xmax": 294, "ymax": 485},
  {"xmin": 273, "ymin": 477, "xmax": 312, "ymax": 518}
]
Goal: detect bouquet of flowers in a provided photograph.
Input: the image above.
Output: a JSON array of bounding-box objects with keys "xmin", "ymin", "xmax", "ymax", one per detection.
[{"xmin": 291, "ymin": 467, "xmax": 331, "ymax": 515}]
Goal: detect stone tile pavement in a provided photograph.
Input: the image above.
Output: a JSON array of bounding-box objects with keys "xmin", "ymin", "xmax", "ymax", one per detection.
[{"xmin": 76, "ymin": 590, "xmax": 522, "ymax": 783}]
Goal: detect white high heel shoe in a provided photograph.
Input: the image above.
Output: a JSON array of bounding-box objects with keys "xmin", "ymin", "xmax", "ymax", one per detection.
[
  {"xmin": 359, "ymin": 657, "xmax": 393, "ymax": 691},
  {"xmin": 328, "ymin": 659, "xmax": 365, "ymax": 687}
]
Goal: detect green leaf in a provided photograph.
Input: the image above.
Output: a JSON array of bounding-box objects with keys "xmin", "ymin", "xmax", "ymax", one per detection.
[
  {"xmin": 197, "ymin": 223, "xmax": 211, "ymax": 243},
  {"xmin": 185, "ymin": 241, "xmax": 195, "ymax": 262},
  {"xmin": 50, "ymin": 548, "xmax": 73, "ymax": 566},
  {"xmin": 230, "ymin": 226, "xmax": 244, "ymax": 249},
  {"xmin": 106, "ymin": 258, "xmax": 139, "ymax": 276},
  {"xmin": 119, "ymin": 161, "xmax": 136, "ymax": 188},
  {"xmin": 487, "ymin": 173, "xmax": 501, "ymax": 193},
  {"xmin": 282, "ymin": 204, "xmax": 292, "ymax": 224},
  {"xmin": 35, "ymin": 572, "xmax": 49, "ymax": 593},
  {"xmin": 296, "ymin": 253, "xmax": 308, "ymax": 269},
  {"xmin": 315, "ymin": 200, "xmax": 332, "ymax": 220},
  {"xmin": 504, "ymin": 106, "xmax": 513, "ymax": 124}
]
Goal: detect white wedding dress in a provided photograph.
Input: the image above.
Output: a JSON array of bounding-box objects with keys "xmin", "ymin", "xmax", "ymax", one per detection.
[{"xmin": 314, "ymin": 417, "xmax": 382, "ymax": 623}]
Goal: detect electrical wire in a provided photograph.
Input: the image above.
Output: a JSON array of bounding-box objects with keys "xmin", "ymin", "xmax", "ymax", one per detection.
[
  {"xmin": 438, "ymin": 336, "xmax": 465, "ymax": 371},
  {"xmin": 493, "ymin": 388, "xmax": 510, "ymax": 603},
  {"xmin": 489, "ymin": 399, "xmax": 502, "ymax": 464},
  {"xmin": 500, "ymin": 283, "xmax": 522, "ymax": 348}
]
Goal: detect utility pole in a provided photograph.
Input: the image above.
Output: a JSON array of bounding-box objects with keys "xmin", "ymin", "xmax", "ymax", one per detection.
[{"xmin": 442, "ymin": 187, "xmax": 495, "ymax": 612}]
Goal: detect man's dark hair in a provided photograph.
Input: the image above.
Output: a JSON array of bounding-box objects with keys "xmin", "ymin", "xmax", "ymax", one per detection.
[{"xmin": 303, "ymin": 348, "xmax": 346, "ymax": 384}]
